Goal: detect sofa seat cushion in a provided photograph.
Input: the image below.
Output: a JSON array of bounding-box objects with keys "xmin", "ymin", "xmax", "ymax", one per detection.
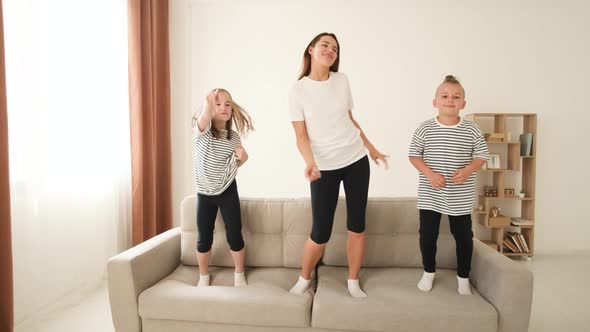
[
  {"xmin": 313, "ymin": 266, "xmax": 498, "ymax": 332},
  {"xmin": 139, "ymin": 265, "xmax": 313, "ymax": 328}
]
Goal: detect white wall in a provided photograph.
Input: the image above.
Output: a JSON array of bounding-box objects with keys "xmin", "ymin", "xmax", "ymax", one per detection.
[{"xmin": 170, "ymin": 0, "xmax": 590, "ymax": 252}]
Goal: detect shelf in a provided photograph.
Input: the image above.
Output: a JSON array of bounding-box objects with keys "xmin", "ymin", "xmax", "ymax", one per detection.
[
  {"xmin": 468, "ymin": 112, "xmax": 536, "ymax": 265},
  {"xmin": 474, "ymin": 212, "xmax": 535, "ymax": 229},
  {"xmin": 479, "ymin": 196, "xmax": 534, "ymax": 201},
  {"xmin": 480, "ymin": 168, "xmax": 518, "ymax": 172},
  {"xmin": 511, "ymin": 223, "xmax": 534, "ymax": 228},
  {"xmin": 503, "ymin": 252, "xmax": 531, "ymax": 256},
  {"xmin": 481, "ymin": 224, "xmax": 508, "ymax": 229},
  {"xmin": 485, "ymin": 141, "xmax": 520, "ymax": 145},
  {"xmin": 511, "ymin": 218, "xmax": 534, "ymax": 228},
  {"xmin": 468, "ymin": 113, "xmax": 537, "ymax": 117}
]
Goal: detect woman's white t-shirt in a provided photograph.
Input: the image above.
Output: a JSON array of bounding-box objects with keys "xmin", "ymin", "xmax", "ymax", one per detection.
[{"xmin": 288, "ymin": 72, "xmax": 366, "ymax": 170}]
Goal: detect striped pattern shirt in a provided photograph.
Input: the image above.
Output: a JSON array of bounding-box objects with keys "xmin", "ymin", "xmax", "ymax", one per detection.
[
  {"xmin": 409, "ymin": 117, "xmax": 489, "ymax": 215},
  {"xmin": 194, "ymin": 122, "xmax": 241, "ymax": 196}
]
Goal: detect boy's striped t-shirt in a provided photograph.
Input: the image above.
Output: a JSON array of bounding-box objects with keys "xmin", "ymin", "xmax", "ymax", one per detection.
[
  {"xmin": 409, "ymin": 117, "xmax": 489, "ymax": 216},
  {"xmin": 193, "ymin": 122, "xmax": 241, "ymax": 196}
]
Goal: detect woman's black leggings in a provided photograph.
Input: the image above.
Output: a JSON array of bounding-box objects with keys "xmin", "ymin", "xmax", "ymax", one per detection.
[
  {"xmin": 196, "ymin": 180, "xmax": 245, "ymax": 253},
  {"xmin": 419, "ymin": 209, "xmax": 473, "ymax": 278},
  {"xmin": 309, "ymin": 156, "xmax": 370, "ymax": 244}
]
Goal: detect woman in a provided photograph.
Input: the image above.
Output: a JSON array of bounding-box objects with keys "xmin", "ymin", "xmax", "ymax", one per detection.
[{"xmin": 288, "ymin": 32, "xmax": 388, "ymax": 297}]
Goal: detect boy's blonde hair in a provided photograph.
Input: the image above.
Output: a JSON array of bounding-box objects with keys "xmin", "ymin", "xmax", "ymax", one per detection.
[
  {"xmin": 436, "ymin": 75, "xmax": 465, "ymax": 97},
  {"xmin": 192, "ymin": 88, "xmax": 254, "ymax": 140}
]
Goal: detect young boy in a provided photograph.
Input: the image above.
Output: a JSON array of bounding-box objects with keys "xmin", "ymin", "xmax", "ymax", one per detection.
[{"xmin": 408, "ymin": 75, "xmax": 489, "ymax": 295}]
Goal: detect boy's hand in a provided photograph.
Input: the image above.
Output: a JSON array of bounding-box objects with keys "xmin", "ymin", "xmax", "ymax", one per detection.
[
  {"xmin": 304, "ymin": 164, "xmax": 321, "ymax": 182},
  {"xmin": 451, "ymin": 168, "xmax": 471, "ymax": 184},
  {"xmin": 426, "ymin": 171, "xmax": 446, "ymax": 188},
  {"xmin": 369, "ymin": 147, "xmax": 390, "ymax": 170}
]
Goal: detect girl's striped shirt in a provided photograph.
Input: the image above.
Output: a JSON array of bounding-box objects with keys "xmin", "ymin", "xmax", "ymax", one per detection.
[{"xmin": 194, "ymin": 122, "xmax": 241, "ymax": 196}]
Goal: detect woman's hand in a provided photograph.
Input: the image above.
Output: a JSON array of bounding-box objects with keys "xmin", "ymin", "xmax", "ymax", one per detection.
[
  {"xmin": 369, "ymin": 147, "xmax": 390, "ymax": 170},
  {"xmin": 304, "ymin": 164, "xmax": 321, "ymax": 182}
]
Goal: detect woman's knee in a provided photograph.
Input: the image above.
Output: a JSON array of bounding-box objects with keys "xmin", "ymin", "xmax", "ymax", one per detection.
[
  {"xmin": 310, "ymin": 230, "xmax": 331, "ymax": 244},
  {"xmin": 228, "ymin": 239, "xmax": 245, "ymax": 252},
  {"xmin": 347, "ymin": 220, "xmax": 366, "ymax": 234},
  {"xmin": 347, "ymin": 230, "xmax": 366, "ymax": 240}
]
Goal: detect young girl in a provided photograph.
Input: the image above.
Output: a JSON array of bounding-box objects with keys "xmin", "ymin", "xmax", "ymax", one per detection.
[
  {"xmin": 192, "ymin": 88, "xmax": 253, "ymax": 287},
  {"xmin": 288, "ymin": 33, "xmax": 389, "ymax": 298},
  {"xmin": 408, "ymin": 75, "xmax": 489, "ymax": 295}
]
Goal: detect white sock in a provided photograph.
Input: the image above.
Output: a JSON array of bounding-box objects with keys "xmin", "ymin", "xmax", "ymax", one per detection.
[
  {"xmin": 197, "ymin": 274, "xmax": 210, "ymax": 287},
  {"xmin": 457, "ymin": 276, "xmax": 472, "ymax": 295},
  {"xmin": 347, "ymin": 279, "xmax": 367, "ymax": 298},
  {"xmin": 289, "ymin": 276, "xmax": 311, "ymax": 294},
  {"xmin": 234, "ymin": 271, "xmax": 247, "ymax": 287},
  {"xmin": 417, "ymin": 271, "xmax": 435, "ymax": 292}
]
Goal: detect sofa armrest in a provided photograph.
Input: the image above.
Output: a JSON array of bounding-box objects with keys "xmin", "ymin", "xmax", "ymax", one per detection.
[
  {"xmin": 471, "ymin": 239, "xmax": 534, "ymax": 332},
  {"xmin": 107, "ymin": 227, "xmax": 181, "ymax": 332}
]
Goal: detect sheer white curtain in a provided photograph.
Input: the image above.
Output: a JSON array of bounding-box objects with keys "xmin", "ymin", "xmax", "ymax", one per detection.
[{"xmin": 4, "ymin": 0, "xmax": 131, "ymax": 324}]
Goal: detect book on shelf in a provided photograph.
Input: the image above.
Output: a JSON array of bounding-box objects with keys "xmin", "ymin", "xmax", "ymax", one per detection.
[
  {"xmin": 516, "ymin": 234, "xmax": 526, "ymax": 252},
  {"xmin": 511, "ymin": 217, "xmax": 534, "ymax": 226},
  {"xmin": 520, "ymin": 133, "xmax": 534, "ymax": 156},
  {"xmin": 505, "ymin": 232, "xmax": 529, "ymax": 253},
  {"xmin": 503, "ymin": 239, "xmax": 519, "ymax": 253},
  {"xmin": 505, "ymin": 234, "xmax": 518, "ymax": 252},
  {"xmin": 507, "ymin": 233, "xmax": 523, "ymax": 252},
  {"xmin": 518, "ymin": 233, "xmax": 530, "ymax": 253}
]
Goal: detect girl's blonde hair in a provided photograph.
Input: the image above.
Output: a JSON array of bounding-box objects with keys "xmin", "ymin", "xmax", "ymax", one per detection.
[{"xmin": 192, "ymin": 88, "xmax": 254, "ymax": 140}]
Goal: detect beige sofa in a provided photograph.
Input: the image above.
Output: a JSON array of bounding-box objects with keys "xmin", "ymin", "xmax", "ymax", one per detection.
[{"xmin": 108, "ymin": 197, "xmax": 533, "ymax": 332}]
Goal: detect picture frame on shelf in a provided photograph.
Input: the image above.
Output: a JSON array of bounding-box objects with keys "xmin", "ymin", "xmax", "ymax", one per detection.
[
  {"xmin": 504, "ymin": 188, "xmax": 515, "ymax": 197},
  {"xmin": 484, "ymin": 186, "xmax": 498, "ymax": 197},
  {"xmin": 487, "ymin": 153, "xmax": 501, "ymax": 169}
]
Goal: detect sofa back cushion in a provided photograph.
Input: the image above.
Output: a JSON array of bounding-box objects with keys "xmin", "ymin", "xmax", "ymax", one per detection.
[
  {"xmin": 323, "ymin": 198, "xmax": 457, "ymax": 269},
  {"xmin": 181, "ymin": 196, "xmax": 457, "ymax": 269},
  {"xmin": 181, "ymin": 196, "xmax": 312, "ymax": 268}
]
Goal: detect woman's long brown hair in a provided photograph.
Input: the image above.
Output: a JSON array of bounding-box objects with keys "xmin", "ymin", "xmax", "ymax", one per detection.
[{"xmin": 298, "ymin": 32, "xmax": 340, "ymax": 80}]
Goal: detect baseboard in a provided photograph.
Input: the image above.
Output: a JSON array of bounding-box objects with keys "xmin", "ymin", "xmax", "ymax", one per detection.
[{"xmin": 532, "ymin": 249, "xmax": 590, "ymax": 256}]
